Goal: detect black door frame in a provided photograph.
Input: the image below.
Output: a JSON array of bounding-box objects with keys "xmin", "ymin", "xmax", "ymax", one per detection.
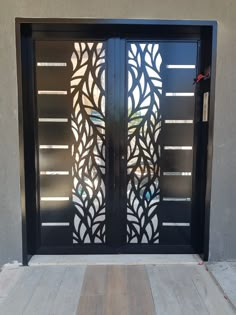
[{"xmin": 15, "ymin": 18, "xmax": 217, "ymax": 265}]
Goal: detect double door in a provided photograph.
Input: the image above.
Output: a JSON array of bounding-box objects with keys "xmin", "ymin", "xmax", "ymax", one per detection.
[{"xmin": 35, "ymin": 37, "xmax": 199, "ymax": 253}]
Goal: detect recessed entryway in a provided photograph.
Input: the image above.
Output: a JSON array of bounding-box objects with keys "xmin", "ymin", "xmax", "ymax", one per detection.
[{"xmin": 16, "ymin": 19, "xmax": 216, "ymax": 262}]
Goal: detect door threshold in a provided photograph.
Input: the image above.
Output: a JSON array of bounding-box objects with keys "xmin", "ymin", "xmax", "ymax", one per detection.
[{"xmin": 28, "ymin": 254, "xmax": 202, "ymax": 266}]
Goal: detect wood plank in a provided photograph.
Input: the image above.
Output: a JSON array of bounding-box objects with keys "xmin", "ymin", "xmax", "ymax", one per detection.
[
  {"xmin": 77, "ymin": 266, "xmax": 107, "ymax": 315},
  {"xmin": 23, "ymin": 266, "xmax": 67, "ymax": 315},
  {"xmin": 192, "ymin": 265, "xmax": 236, "ymax": 315},
  {"xmin": 166, "ymin": 265, "xmax": 209, "ymax": 315},
  {"xmin": 127, "ymin": 265, "xmax": 155, "ymax": 315},
  {"xmin": 103, "ymin": 265, "xmax": 129, "ymax": 315},
  {"xmin": 0, "ymin": 267, "xmax": 44, "ymax": 314},
  {"xmin": 77, "ymin": 295, "xmax": 104, "ymax": 315},
  {"xmin": 48, "ymin": 266, "xmax": 86, "ymax": 315},
  {"xmin": 79, "ymin": 265, "xmax": 107, "ymax": 296},
  {"xmin": 105, "ymin": 265, "xmax": 127, "ymax": 294},
  {"xmin": 147, "ymin": 265, "xmax": 182, "ymax": 315}
]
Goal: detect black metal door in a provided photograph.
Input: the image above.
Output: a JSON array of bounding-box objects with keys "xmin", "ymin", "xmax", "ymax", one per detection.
[
  {"xmin": 34, "ymin": 38, "xmax": 198, "ymax": 253},
  {"xmin": 121, "ymin": 41, "xmax": 197, "ymax": 252}
]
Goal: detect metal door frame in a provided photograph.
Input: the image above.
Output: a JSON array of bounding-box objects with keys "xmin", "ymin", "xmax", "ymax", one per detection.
[{"xmin": 15, "ymin": 18, "xmax": 217, "ymax": 265}]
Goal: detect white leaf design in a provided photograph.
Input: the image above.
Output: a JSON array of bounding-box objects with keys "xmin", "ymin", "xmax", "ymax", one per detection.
[
  {"xmin": 74, "ymin": 215, "xmax": 80, "ymax": 233},
  {"xmin": 127, "ymin": 42, "xmax": 162, "ymax": 244},
  {"xmin": 71, "ymin": 42, "xmax": 106, "ymax": 244}
]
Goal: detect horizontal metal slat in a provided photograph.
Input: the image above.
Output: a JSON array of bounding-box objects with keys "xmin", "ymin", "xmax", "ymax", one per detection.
[
  {"xmin": 160, "ymin": 124, "xmax": 194, "ymax": 146},
  {"xmin": 40, "ymin": 175, "xmax": 72, "ymax": 197},
  {"xmin": 38, "ymin": 122, "xmax": 71, "ymax": 145},
  {"xmin": 161, "ymin": 42, "xmax": 197, "ymax": 65},
  {"xmin": 158, "ymin": 201, "xmax": 191, "ymax": 222},
  {"xmin": 37, "ymin": 94, "xmax": 71, "ymax": 118},
  {"xmin": 39, "ymin": 149, "xmax": 71, "ymax": 171},
  {"xmin": 164, "ymin": 69, "xmax": 196, "ymax": 93},
  {"xmin": 161, "ymin": 97, "xmax": 195, "ymax": 120},
  {"xmin": 35, "ymin": 41, "xmax": 74, "ymax": 63},
  {"xmin": 36, "ymin": 67, "xmax": 69, "ymax": 90},
  {"xmin": 40, "ymin": 203, "xmax": 74, "ymax": 223},
  {"xmin": 159, "ymin": 226, "xmax": 191, "ymax": 245},
  {"xmin": 41, "ymin": 226, "xmax": 72, "ymax": 246},
  {"xmin": 161, "ymin": 176, "xmax": 192, "ymax": 198}
]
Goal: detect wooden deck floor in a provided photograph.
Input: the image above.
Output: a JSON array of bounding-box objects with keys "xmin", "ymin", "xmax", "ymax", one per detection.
[{"xmin": 0, "ymin": 264, "xmax": 235, "ymax": 315}]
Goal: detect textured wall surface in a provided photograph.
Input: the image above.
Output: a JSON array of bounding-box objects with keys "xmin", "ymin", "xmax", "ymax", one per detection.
[{"xmin": 0, "ymin": 0, "xmax": 235, "ymax": 265}]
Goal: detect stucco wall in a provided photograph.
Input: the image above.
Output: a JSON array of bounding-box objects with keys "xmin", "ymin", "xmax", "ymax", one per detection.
[{"xmin": 0, "ymin": 0, "xmax": 235, "ymax": 265}]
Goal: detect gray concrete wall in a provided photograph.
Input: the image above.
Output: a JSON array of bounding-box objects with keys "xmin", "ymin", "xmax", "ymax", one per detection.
[{"xmin": 0, "ymin": 0, "xmax": 235, "ymax": 265}]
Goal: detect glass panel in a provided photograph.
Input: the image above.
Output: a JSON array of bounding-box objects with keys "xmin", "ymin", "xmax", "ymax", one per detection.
[
  {"xmin": 165, "ymin": 92, "xmax": 194, "ymax": 96},
  {"xmin": 37, "ymin": 62, "xmax": 67, "ymax": 67},
  {"xmin": 71, "ymin": 42, "xmax": 106, "ymax": 244},
  {"xmin": 164, "ymin": 120, "xmax": 193, "ymax": 124},
  {"xmin": 38, "ymin": 90, "xmax": 68, "ymax": 95},
  {"xmin": 166, "ymin": 65, "xmax": 195, "ymax": 69},
  {"xmin": 162, "ymin": 222, "xmax": 190, "ymax": 226},
  {"xmin": 126, "ymin": 43, "xmax": 162, "ymax": 244},
  {"xmin": 163, "ymin": 146, "xmax": 192, "ymax": 150}
]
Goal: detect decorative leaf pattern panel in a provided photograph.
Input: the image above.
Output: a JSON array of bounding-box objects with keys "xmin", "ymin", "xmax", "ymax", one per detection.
[
  {"xmin": 71, "ymin": 42, "xmax": 106, "ymax": 244},
  {"xmin": 127, "ymin": 43, "xmax": 162, "ymax": 244}
]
